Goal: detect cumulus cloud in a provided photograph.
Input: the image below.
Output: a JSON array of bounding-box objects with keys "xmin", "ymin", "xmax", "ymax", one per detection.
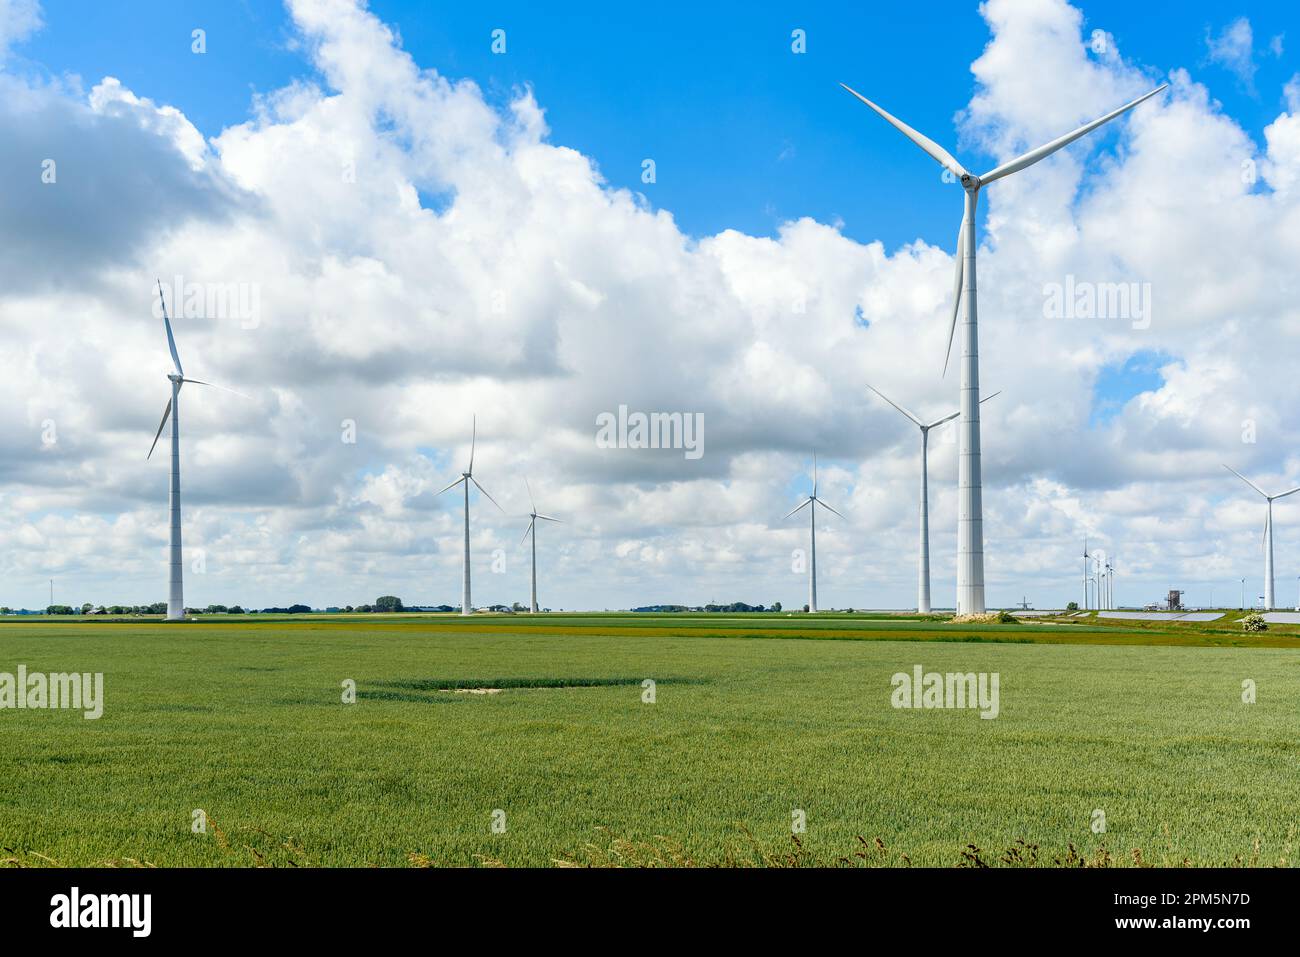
[{"xmin": 3, "ymin": 0, "xmax": 1300, "ymax": 611}]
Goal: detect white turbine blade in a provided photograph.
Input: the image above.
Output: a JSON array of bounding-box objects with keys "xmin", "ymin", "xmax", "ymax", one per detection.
[
  {"xmin": 471, "ymin": 475, "xmax": 505, "ymax": 513},
  {"xmin": 468, "ymin": 414, "xmax": 476, "ymax": 474},
  {"xmin": 979, "ymin": 84, "xmax": 1167, "ymax": 185},
  {"xmin": 1272, "ymin": 485, "xmax": 1300, "ymax": 501},
  {"xmin": 942, "ymin": 218, "xmax": 966, "ymax": 378},
  {"xmin": 926, "ymin": 390, "xmax": 1000, "ymax": 428},
  {"xmin": 782, "ymin": 498, "xmax": 812, "ymax": 521},
  {"xmin": 812, "ymin": 450, "xmax": 818, "ymax": 498},
  {"xmin": 927, "ymin": 409, "xmax": 961, "ymax": 429},
  {"xmin": 158, "ymin": 280, "xmax": 184, "ymax": 377},
  {"xmin": 814, "ymin": 497, "xmax": 845, "ymax": 520},
  {"xmin": 535, "ymin": 513, "xmax": 563, "ymax": 523},
  {"xmin": 180, "ymin": 378, "xmax": 251, "ymax": 400},
  {"xmin": 1262, "ymin": 509, "xmax": 1270, "ymax": 550},
  {"xmin": 146, "ymin": 398, "xmax": 172, "ymax": 460},
  {"xmin": 839, "ymin": 84, "xmax": 968, "ymax": 178},
  {"xmin": 524, "ymin": 475, "xmax": 536, "ymax": 513},
  {"xmin": 435, "ymin": 476, "xmax": 466, "ymax": 497},
  {"xmin": 1224, "ymin": 464, "xmax": 1268, "ymax": 498},
  {"xmin": 520, "ymin": 518, "xmax": 535, "ymax": 546},
  {"xmin": 866, "ymin": 383, "xmax": 923, "ymax": 428}
]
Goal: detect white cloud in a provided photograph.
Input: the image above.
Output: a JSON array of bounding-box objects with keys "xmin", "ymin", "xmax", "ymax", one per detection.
[
  {"xmin": 3, "ymin": 0, "xmax": 1300, "ymax": 611},
  {"xmin": 0, "ymin": 0, "xmax": 39, "ymax": 62},
  {"xmin": 1205, "ymin": 17, "xmax": 1258, "ymax": 91}
]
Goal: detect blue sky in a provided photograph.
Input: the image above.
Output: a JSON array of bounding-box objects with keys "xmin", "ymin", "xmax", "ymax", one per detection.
[{"xmin": 22, "ymin": 0, "xmax": 1298, "ymax": 252}]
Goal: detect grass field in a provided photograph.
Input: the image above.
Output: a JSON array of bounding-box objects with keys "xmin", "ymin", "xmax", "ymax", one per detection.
[{"xmin": 1, "ymin": 612, "xmax": 1298, "ymax": 867}]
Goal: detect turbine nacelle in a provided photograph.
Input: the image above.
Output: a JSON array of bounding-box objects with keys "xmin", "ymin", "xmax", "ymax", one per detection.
[{"xmin": 959, "ymin": 173, "xmax": 980, "ymax": 191}]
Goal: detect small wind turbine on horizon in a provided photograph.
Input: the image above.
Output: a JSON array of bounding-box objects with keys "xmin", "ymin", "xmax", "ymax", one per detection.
[
  {"xmin": 866, "ymin": 383, "xmax": 999, "ymax": 614},
  {"xmin": 437, "ymin": 415, "xmax": 504, "ymax": 616},
  {"xmin": 783, "ymin": 452, "xmax": 843, "ymax": 614},
  {"xmin": 1224, "ymin": 465, "xmax": 1300, "ymax": 610},
  {"xmin": 520, "ymin": 477, "xmax": 562, "ymax": 614},
  {"xmin": 840, "ymin": 78, "xmax": 1167, "ymax": 615},
  {"xmin": 147, "ymin": 280, "xmax": 246, "ymax": 622}
]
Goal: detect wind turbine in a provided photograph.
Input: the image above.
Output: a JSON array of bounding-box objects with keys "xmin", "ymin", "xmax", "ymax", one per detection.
[
  {"xmin": 1082, "ymin": 538, "xmax": 1092, "ymax": 610},
  {"xmin": 147, "ymin": 280, "xmax": 244, "ymax": 622},
  {"xmin": 782, "ymin": 452, "xmax": 844, "ymax": 613},
  {"xmin": 866, "ymin": 384, "xmax": 999, "ymax": 613},
  {"xmin": 436, "ymin": 416, "xmax": 504, "ymax": 616},
  {"xmin": 841, "ymin": 80, "xmax": 1167, "ymax": 614},
  {"xmin": 1093, "ymin": 551, "xmax": 1109, "ymax": 611},
  {"xmin": 520, "ymin": 477, "xmax": 562, "ymax": 614},
  {"xmin": 1224, "ymin": 465, "xmax": 1300, "ymax": 610}
]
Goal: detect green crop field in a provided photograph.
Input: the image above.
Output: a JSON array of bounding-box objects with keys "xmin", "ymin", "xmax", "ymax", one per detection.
[{"xmin": 1, "ymin": 612, "xmax": 1297, "ymax": 867}]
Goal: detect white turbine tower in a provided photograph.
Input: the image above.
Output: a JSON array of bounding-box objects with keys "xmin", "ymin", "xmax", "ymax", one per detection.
[
  {"xmin": 783, "ymin": 452, "xmax": 844, "ymax": 613},
  {"xmin": 147, "ymin": 280, "xmax": 244, "ymax": 622},
  {"xmin": 841, "ymin": 81, "xmax": 1166, "ymax": 614},
  {"xmin": 1093, "ymin": 550, "xmax": 1108, "ymax": 610},
  {"xmin": 1224, "ymin": 465, "xmax": 1300, "ymax": 610},
  {"xmin": 866, "ymin": 384, "xmax": 999, "ymax": 613},
  {"xmin": 1082, "ymin": 538, "xmax": 1092, "ymax": 610},
  {"xmin": 436, "ymin": 416, "xmax": 504, "ymax": 616},
  {"xmin": 520, "ymin": 478, "xmax": 562, "ymax": 614}
]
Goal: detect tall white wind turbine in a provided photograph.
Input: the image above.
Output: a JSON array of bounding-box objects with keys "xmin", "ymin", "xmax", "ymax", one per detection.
[
  {"xmin": 147, "ymin": 280, "xmax": 245, "ymax": 622},
  {"xmin": 782, "ymin": 452, "xmax": 844, "ymax": 613},
  {"xmin": 437, "ymin": 416, "xmax": 504, "ymax": 615},
  {"xmin": 520, "ymin": 477, "xmax": 562, "ymax": 614},
  {"xmin": 1224, "ymin": 465, "xmax": 1300, "ymax": 610},
  {"xmin": 841, "ymin": 81, "xmax": 1167, "ymax": 613},
  {"xmin": 866, "ymin": 384, "xmax": 999, "ymax": 613}
]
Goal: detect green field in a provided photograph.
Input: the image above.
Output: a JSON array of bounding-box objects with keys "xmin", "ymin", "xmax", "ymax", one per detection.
[{"xmin": 1, "ymin": 612, "xmax": 1297, "ymax": 867}]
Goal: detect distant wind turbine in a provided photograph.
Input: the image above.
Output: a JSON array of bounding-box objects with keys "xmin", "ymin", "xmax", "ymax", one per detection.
[
  {"xmin": 1082, "ymin": 538, "xmax": 1091, "ymax": 610},
  {"xmin": 520, "ymin": 477, "xmax": 562, "ymax": 614},
  {"xmin": 867, "ymin": 384, "xmax": 999, "ymax": 613},
  {"xmin": 1224, "ymin": 465, "xmax": 1300, "ymax": 610},
  {"xmin": 783, "ymin": 452, "xmax": 843, "ymax": 613},
  {"xmin": 840, "ymin": 79, "xmax": 1167, "ymax": 614},
  {"xmin": 147, "ymin": 280, "xmax": 246, "ymax": 621},
  {"xmin": 437, "ymin": 415, "xmax": 504, "ymax": 615}
]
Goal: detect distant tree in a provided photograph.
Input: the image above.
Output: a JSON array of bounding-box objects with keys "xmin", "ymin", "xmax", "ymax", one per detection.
[
  {"xmin": 230, "ymin": 606, "xmax": 245, "ymax": 615},
  {"xmin": 374, "ymin": 595, "xmax": 404, "ymax": 613},
  {"xmin": 1065, "ymin": 601, "xmax": 1079, "ymax": 611},
  {"xmin": 772, "ymin": 602, "xmax": 782, "ymax": 612},
  {"xmin": 344, "ymin": 605, "xmax": 354, "ymax": 613},
  {"xmin": 802, "ymin": 604, "xmax": 810, "ymax": 613},
  {"xmin": 46, "ymin": 604, "xmax": 74, "ymax": 616},
  {"xmin": 80, "ymin": 602, "xmax": 93, "ymax": 614}
]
